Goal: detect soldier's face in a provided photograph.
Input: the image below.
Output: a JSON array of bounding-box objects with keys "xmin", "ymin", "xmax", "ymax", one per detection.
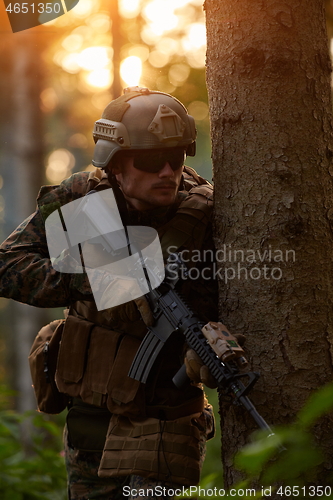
[{"xmin": 113, "ymin": 156, "xmax": 184, "ymax": 211}]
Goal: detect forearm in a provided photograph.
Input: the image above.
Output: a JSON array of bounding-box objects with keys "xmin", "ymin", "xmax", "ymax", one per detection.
[{"xmin": 0, "ymin": 211, "xmax": 92, "ymax": 308}]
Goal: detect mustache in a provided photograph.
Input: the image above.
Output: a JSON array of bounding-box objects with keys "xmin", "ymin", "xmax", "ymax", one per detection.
[{"xmin": 152, "ymin": 181, "xmax": 178, "ymax": 188}]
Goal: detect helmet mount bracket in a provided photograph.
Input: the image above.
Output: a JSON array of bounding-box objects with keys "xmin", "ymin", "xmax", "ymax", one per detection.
[{"xmin": 148, "ymin": 105, "xmax": 186, "ymax": 143}]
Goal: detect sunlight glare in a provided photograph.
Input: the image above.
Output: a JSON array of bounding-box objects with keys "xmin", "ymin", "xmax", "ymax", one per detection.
[
  {"xmin": 143, "ymin": 1, "xmax": 178, "ymax": 35},
  {"xmin": 71, "ymin": 0, "xmax": 95, "ymax": 18},
  {"xmin": 78, "ymin": 47, "xmax": 111, "ymax": 71},
  {"xmin": 119, "ymin": 0, "xmax": 141, "ymax": 18},
  {"xmin": 86, "ymin": 69, "xmax": 113, "ymax": 89},
  {"xmin": 120, "ymin": 56, "xmax": 142, "ymax": 86},
  {"xmin": 187, "ymin": 23, "xmax": 206, "ymax": 48},
  {"xmin": 61, "ymin": 53, "xmax": 80, "ymax": 73}
]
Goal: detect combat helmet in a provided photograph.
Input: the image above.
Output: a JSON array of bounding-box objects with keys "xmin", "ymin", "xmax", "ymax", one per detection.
[{"xmin": 92, "ymin": 87, "xmax": 197, "ymax": 169}]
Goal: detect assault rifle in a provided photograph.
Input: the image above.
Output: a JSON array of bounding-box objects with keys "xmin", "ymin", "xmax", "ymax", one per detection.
[{"xmin": 129, "ymin": 253, "xmax": 274, "ymax": 435}]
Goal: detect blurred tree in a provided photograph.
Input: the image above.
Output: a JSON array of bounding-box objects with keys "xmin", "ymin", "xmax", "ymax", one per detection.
[
  {"xmin": 205, "ymin": 0, "xmax": 333, "ymax": 489},
  {"xmin": 110, "ymin": 0, "xmax": 123, "ymax": 98},
  {"xmin": 0, "ymin": 29, "xmax": 47, "ymax": 412},
  {"xmin": 37, "ymin": 0, "xmax": 212, "ymax": 180}
]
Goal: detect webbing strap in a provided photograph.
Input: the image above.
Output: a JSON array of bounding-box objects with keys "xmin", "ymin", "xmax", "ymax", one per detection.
[
  {"xmin": 106, "ymin": 438, "xmax": 200, "ymax": 459},
  {"xmin": 145, "ymin": 395, "xmax": 204, "ymax": 420},
  {"xmin": 100, "ymin": 456, "xmax": 199, "ymax": 483},
  {"xmin": 112, "ymin": 421, "xmax": 200, "ymax": 439}
]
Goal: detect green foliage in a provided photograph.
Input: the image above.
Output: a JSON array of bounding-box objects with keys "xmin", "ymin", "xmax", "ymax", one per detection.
[
  {"xmin": 199, "ymin": 383, "xmax": 333, "ymax": 498},
  {"xmin": 0, "ymin": 407, "xmax": 67, "ymax": 500},
  {"xmin": 235, "ymin": 382, "xmax": 333, "ymax": 493},
  {"xmin": 297, "ymin": 382, "xmax": 333, "ymax": 429},
  {"xmin": 201, "ymin": 388, "xmax": 223, "ymax": 489},
  {"xmin": 0, "ymin": 384, "xmax": 333, "ymax": 498}
]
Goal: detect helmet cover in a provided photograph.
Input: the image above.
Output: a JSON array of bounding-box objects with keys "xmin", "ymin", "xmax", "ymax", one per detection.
[{"xmin": 92, "ymin": 87, "xmax": 197, "ymax": 169}]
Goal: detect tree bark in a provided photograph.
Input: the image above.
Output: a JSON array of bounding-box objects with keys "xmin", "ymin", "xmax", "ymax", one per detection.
[{"xmin": 205, "ymin": 0, "xmax": 333, "ymax": 487}]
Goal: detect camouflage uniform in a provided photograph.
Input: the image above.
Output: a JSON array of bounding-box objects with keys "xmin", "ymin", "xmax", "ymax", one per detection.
[{"xmin": 0, "ymin": 168, "xmax": 217, "ymax": 497}]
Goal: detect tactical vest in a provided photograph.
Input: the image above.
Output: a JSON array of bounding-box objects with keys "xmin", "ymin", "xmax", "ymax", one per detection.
[{"xmin": 53, "ymin": 166, "xmax": 214, "ymax": 485}]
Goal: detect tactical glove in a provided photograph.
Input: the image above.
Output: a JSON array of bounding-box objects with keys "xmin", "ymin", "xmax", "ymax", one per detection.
[
  {"xmin": 184, "ymin": 321, "xmax": 247, "ymax": 389},
  {"xmin": 132, "ymin": 296, "xmax": 154, "ymax": 326},
  {"xmin": 184, "ymin": 349, "xmax": 218, "ymax": 389}
]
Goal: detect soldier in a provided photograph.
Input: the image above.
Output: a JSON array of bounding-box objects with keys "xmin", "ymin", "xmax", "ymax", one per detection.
[{"xmin": 0, "ymin": 87, "xmax": 218, "ymax": 499}]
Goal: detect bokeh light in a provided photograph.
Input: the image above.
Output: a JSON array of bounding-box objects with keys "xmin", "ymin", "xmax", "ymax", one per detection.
[
  {"xmin": 188, "ymin": 101, "xmax": 209, "ymax": 121},
  {"xmin": 120, "ymin": 56, "xmax": 142, "ymax": 86},
  {"xmin": 62, "ymin": 33, "xmax": 84, "ymax": 52},
  {"xmin": 86, "ymin": 68, "xmax": 113, "ymax": 89},
  {"xmin": 70, "ymin": 0, "xmax": 95, "ymax": 18},
  {"xmin": 68, "ymin": 133, "xmax": 89, "ymax": 149},
  {"xmin": 168, "ymin": 63, "xmax": 190, "ymax": 87},
  {"xmin": 187, "ymin": 23, "xmax": 206, "ymax": 49},
  {"xmin": 46, "ymin": 149, "xmax": 76, "ymax": 183},
  {"xmin": 87, "ymin": 14, "xmax": 111, "ymax": 33},
  {"xmin": 40, "ymin": 88, "xmax": 59, "ymax": 113},
  {"xmin": 143, "ymin": 1, "xmax": 179, "ymax": 35},
  {"xmin": 149, "ymin": 50, "xmax": 170, "ymax": 68},
  {"xmin": 119, "ymin": 0, "xmax": 141, "ymax": 19},
  {"xmin": 78, "ymin": 47, "xmax": 111, "ymax": 71}
]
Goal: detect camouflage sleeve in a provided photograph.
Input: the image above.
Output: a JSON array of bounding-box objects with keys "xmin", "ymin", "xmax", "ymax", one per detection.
[{"xmin": 0, "ymin": 172, "xmax": 93, "ymax": 308}]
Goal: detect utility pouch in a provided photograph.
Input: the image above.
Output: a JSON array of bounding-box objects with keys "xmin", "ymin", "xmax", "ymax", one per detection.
[
  {"xmin": 55, "ymin": 314, "xmax": 95, "ymax": 400},
  {"xmin": 55, "ymin": 314, "xmax": 142, "ymax": 411},
  {"xmin": 28, "ymin": 319, "xmax": 69, "ymax": 414},
  {"xmin": 66, "ymin": 399, "xmax": 112, "ymax": 452}
]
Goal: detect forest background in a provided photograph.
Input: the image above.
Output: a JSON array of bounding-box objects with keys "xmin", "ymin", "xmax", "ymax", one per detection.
[{"xmin": 0, "ymin": 0, "xmax": 333, "ymax": 498}]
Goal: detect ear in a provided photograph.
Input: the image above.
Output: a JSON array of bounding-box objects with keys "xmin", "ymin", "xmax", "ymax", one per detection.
[
  {"xmin": 111, "ymin": 164, "xmax": 122, "ymax": 175},
  {"xmin": 107, "ymin": 159, "xmax": 122, "ymax": 175}
]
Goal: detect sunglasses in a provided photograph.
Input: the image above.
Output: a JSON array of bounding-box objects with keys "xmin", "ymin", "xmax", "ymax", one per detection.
[{"xmin": 131, "ymin": 148, "xmax": 186, "ymax": 173}]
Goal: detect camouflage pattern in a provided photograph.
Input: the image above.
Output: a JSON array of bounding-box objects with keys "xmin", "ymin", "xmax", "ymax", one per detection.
[
  {"xmin": 0, "ymin": 172, "xmax": 94, "ymax": 307},
  {"xmin": 64, "ymin": 426, "xmax": 125, "ymax": 500}
]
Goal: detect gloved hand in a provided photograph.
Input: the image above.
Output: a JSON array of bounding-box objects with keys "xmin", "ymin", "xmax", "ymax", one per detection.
[
  {"xmin": 184, "ymin": 349, "xmax": 218, "ymax": 389},
  {"xmin": 132, "ymin": 296, "xmax": 154, "ymax": 326},
  {"xmin": 184, "ymin": 322, "xmax": 247, "ymax": 388}
]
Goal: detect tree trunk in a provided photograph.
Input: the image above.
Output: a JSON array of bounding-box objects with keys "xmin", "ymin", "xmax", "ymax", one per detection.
[
  {"xmin": 111, "ymin": 0, "xmax": 123, "ymax": 98},
  {"xmin": 205, "ymin": 0, "xmax": 333, "ymax": 487}
]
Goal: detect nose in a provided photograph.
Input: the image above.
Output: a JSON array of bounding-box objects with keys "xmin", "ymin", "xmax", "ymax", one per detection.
[{"xmin": 158, "ymin": 162, "xmax": 174, "ymax": 177}]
